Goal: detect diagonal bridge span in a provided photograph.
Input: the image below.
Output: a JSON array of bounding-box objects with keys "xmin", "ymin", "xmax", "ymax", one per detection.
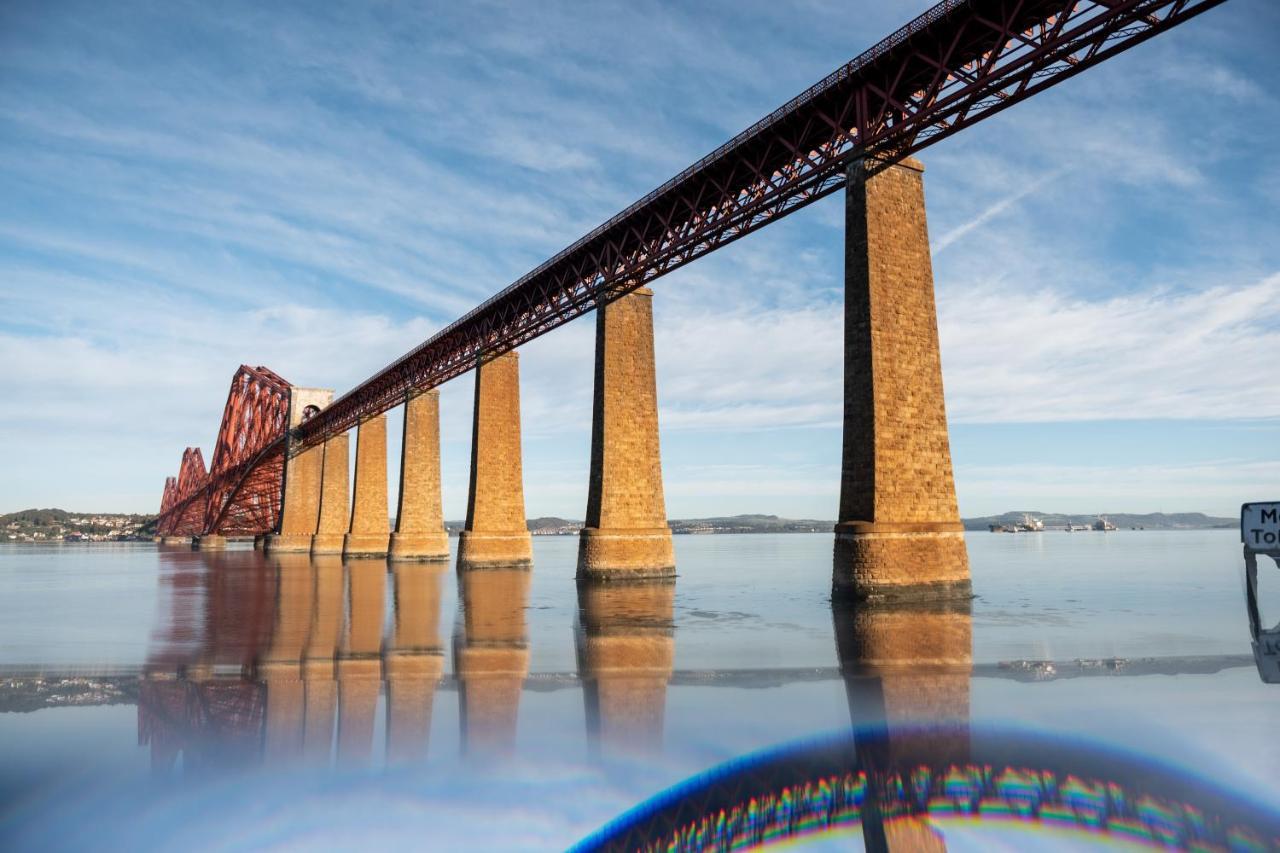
[{"xmin": 157, "ymin": 0, "xmax": 1225, "ymax": 539}]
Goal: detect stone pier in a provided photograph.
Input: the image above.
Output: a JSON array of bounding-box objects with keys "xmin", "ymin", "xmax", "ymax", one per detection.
[
  {"xmin": 389, "ymin": 390, "xmax": 450, "ymax": 561},
  {"xmin": 385, "ymin": 562, "xmax": 445, "ymax": 763},
  {"xmin": 454, "ymin": 567, "xmax": 530, "ymax": 754},
  {"xmin": 161, "ymin": 535, "xmax": 193, "ymax": 547},
  {"xmin": 578, "ymin": 288, "xmax": 674, "ymax": 580},
  {"xmin": 576, "ymin": 580, "xmax": 675, "ymax": 755},
  {"xmin": 458, "ymin": 352, "xmax": 533, "ymax": 567},
  {"xmin": 834, "ymin": 157, "xmax": 970, "ymax": 601},
  {"xmin": 196, "ymin": 534, "xmax": 226, "ymax": 550},
  {"xmin": 343, "ymin": 415, "xmax": 390, "ymax": 558},
  {"xmin": 311, "ymin": 433, "xmax": 350, "ymax": 556},
  {"xmin": 265, "ymin": 387, "xmax": 333, "ymax": 553}
]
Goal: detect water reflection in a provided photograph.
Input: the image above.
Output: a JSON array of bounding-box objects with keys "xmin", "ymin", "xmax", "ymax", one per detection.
[
  {"xmin": 140, "ymin": 551, "xmax": 449, "ymax": 772},
  {"xmin": 576, "ymin": 580, "xmax": 675, "ymax": 757},
  {"xmin": 1245, "ymin": 547, "xmax": 1280, "ymax": 684},
  {"xmin": 833, "ymin": 597, "xmax": 972, "ymax": 850},
  {"xmin": 386, "ymin": 562, "xmax": 446, "ymax": 763},
  {"xmin": 453, "ymin": 567, "xmax": 530, "ymax": 755}
]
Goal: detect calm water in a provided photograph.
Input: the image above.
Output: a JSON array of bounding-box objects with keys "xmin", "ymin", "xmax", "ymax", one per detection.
[{"xmin": 1, "ymin": 531, "xmax": 1276, "ymax": 850}]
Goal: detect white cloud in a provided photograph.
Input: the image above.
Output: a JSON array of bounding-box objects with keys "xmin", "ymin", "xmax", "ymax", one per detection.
[{"xmin": 939, "ymin": 273, "xmax": 1280, "ymax": 423}]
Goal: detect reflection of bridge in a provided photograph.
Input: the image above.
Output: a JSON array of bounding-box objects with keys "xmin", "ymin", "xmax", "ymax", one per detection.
[
  {"xmin": 138, "ymin": 550, "xmax": 972, "ymax": 774},
  {"xmin": 154, "ymin": 0, "xmax": 1223, "ymax": 600}
]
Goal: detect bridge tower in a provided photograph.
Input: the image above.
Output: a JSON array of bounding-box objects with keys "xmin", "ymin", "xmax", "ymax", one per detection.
[
  {"xmin": 458, "ymin": 352, "xmax": 533, "ymax": 567},
  {"xmin": 578, "ymin": 288, "xmax": 675, "ymax": 580},
  {"xmin": 265, "ymin": 387, "xmax": 333, "ymax": 553},
  {"xmin": 834, "ymin": 157, "xmax": 970, "ymax": 601}
]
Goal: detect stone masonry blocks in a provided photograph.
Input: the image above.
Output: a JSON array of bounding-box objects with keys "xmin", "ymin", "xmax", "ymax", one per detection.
[
  {"xmin": 311, "ymin": 433, "xmax": 350, "ymax": 555},
  {"xmin": 390, "ymin": 390, "xmax": 450, "ymax": 561},
  {"xmin": 266, "ymin": 387, "xmax": 332, "ymax": 554},
  {"xmin": 458, "ymin": 352, "xmax": 533, "ymax": 567},
  {"xmin": 344, "ymin": 415, "xmax": 390, "ymax": 558},
  {"xmin": 578, "ymin": 288, "xmax": 675, "ymax": 579},
  {"xmin": 835, "ymin": 157, "xmax": 970, "ymax": 600}
]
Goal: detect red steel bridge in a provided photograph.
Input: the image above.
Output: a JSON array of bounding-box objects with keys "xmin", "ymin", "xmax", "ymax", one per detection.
[{"xmin": 156, "ymin": 0, "xmax": 1225, "ymax": 539}]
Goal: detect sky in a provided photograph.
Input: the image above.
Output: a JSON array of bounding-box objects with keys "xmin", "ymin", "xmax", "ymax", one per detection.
[{"xmin": 1, "ymin": 0, "xmax": 1277, "ymax": 521}]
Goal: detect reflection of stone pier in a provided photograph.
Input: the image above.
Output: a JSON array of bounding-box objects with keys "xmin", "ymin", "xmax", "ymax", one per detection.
[
  {"xmin": 454, "ymin": 567, "xmax": 530, "ymax": 754},
  {"xmin": 576, "ymin": 580, "xmax": 674, "ymax": 755},
  {"xmin": 835, "ymin": 597, "xmax": 972, "ymax": 788},
  {"xmin": 258, "ymin": 555, "xmax": 312, "ymax": 763},
  {"xmin": 385, "ymin": 562, "xmax": 446, "ymax": 763},
  {"xmin": 336, "ymin": 562, "xmax": 385, "ymax": 764},
  {"xmin": 303, "ymin": 556, "xmax": 343, "ymax": 763}
]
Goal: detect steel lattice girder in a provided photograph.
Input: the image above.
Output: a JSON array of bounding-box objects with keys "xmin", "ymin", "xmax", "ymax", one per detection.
[
  {"xmin": 286, "ymin": 0, "xmax": 1224, "ymax": 449},
  {"xmin": 156, "ymin": 366, "xmax": 291, "ymax": 537}
]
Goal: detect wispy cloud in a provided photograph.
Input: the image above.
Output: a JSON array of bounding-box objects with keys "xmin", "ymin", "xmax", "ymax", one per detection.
[{"xmin": 0, "ymin": 0, "xmax": 1276, "ymax": 516}]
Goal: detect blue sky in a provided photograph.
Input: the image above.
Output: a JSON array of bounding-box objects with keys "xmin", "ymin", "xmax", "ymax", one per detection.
[{"xmin": 1, "ymin": 0, "xmax": 1277, "ymax": 520}]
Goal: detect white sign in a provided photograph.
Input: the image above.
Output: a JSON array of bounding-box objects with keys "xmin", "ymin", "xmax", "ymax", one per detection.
[{"xmin": 1242, "ymin": 501, "xmax": 1280, "ymax": 552}]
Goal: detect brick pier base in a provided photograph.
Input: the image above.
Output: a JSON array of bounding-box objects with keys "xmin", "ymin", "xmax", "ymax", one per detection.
[
  {"xmin": 458, "ymin": 352, "xmax": 533, "ymax": 567},
  {"xmin": 389, "ymin": 390, "xmax": 450, "ymax": 561},
  {"xmin": 343, "ymin": 415, "xmax": 390, "ymax": 558},
  {"xmin": 834, "ymin": 157, "xmax": 970, "ymax": 601},
  {"xmin": 311, "ymin": 433, "xmax": 349, "ymax": 556},
  {"xmin": 265, "ymin": 387, "xmax": 333, "ymax": 554},
  {"xmin": 578, "ymin": 288, "xmax": 675, "ymax": 580}
]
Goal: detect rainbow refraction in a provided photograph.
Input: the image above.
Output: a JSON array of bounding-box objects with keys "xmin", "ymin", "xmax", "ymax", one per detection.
[{"xmin": 573, "ymin": 728, "xmax": 1280, "ymax": 852}]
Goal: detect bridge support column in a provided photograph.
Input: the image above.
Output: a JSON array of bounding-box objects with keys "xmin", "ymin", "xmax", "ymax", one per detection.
[
  {"xmin": 834, "ymin": 157, "xmax": 970, "ymax": 601},
  {"xmin": 196, "ymin": 534, "xmax": 227, "ymax": 550},
  {"xmin": 266, "ymin": 445, "xmax": 324, "ymax": 553},
  {"xmin": 311, "ymin": 434, "xmax": 350, "ymax": 556},
  {"xmin": 266, "ymin": 387, "xmax": 333, "ymax": 554},
  {"xmin": 389, "ymin": 390, "xmax": 449, "ymax": 561},
  {"xmin": 343, "ymin": 415, "xmax": 390, "ymax": 558},
  {"xmin": 161, "ymin": 535, "xmax": 193, "ymax": 547},
  {"xmin": 458, "ymin": 352, "xmax": 533, "ymax": 567},
  {"xmin": 578, "ymin": 288, "xmax": 674, "ymax": 580}
]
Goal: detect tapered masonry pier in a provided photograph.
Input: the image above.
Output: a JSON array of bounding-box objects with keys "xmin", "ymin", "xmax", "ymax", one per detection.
[
  {"xmin": 578, "ymin": 288, "xmax": 675, "ymax": 580},
  {"xmin": 344, "ymin": 414, "xmax": 390, "ymax": 558},
  {"xmin": 834, "ymin": 157, "xmax": 970, "ymax": 602},
  {"xmin": 389, "ymin": 390, "xmax": 449, "ymax": 561},
  {"xmin": 311, "ymin": 433, "xmax": 350, "ymax": 556},
  {"xmin": 458, "ymin": 352, "xmax": 533, "ymax": 567},
  {"xmin": 265, "ymin": 387, "xmax": 334, "ymax": 553}
]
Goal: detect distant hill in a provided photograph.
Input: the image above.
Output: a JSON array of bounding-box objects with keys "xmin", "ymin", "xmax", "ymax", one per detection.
[
  {"xmin": 2, "ymin": 508, "xmax": 157, "ymax": 542},
  {"xmin": 669, "ymin": 514, "xmax": 830, "ymax": 533},
  {"xmin": 961, "ymin": 511, "xmax": 1234, "ymax": 531}
]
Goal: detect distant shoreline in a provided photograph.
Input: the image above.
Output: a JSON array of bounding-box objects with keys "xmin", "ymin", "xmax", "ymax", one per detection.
[{"xmin": 2, "ymin": 508, "xmax": 1236, "ymax": 544}]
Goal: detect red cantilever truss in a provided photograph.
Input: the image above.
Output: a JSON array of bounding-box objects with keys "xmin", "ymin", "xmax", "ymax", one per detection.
[
  {"xmin": 157, "ymin": 0, "xmax": 1226, "ymax": 533},
  {"xmin": 155, "ymin": 366, "xmax": 292, "ymax": 538}
]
